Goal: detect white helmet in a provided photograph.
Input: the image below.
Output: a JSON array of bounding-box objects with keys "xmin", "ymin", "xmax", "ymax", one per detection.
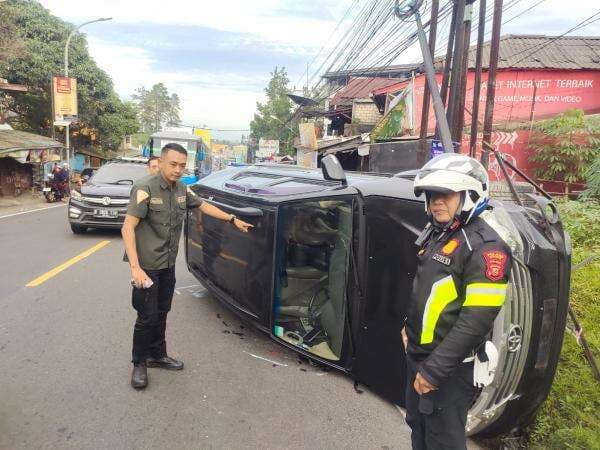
[{"xmin": 414, "ymin": 153, "xmax": 489, "ymax": 225}]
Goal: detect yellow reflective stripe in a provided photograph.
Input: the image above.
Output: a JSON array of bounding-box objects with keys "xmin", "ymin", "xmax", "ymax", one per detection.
[
  {"xmin": 463, "ymin": 282, "xmax": 508, "ymax": 307},
  {"xmin": 420, "ymin": 276, "xmax": 458, "ymax": 345}
]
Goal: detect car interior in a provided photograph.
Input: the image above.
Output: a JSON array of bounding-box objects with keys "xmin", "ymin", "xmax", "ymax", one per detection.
[{"xmin": 273, "ymin": 198, "xmax": 352, "ymax": 361}]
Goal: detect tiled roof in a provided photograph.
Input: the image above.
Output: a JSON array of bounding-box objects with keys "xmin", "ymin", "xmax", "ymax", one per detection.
[{"xmin": 462, "ymin": 34, "xmax": 600, "ymax": 70}]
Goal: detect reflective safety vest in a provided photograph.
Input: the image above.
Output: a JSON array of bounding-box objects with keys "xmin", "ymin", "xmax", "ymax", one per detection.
[{"xmin": 405, "ymin": 213, "xmax": 512, "ymax": 387}]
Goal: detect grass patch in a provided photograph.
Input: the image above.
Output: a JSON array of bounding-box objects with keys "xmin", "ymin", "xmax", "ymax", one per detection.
[{"xmin": 526, "ymin": 200, "xmax": 600, "ymax": 449}]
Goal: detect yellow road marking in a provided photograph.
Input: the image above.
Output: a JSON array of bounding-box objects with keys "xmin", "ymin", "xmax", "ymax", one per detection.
[{"xmin": 26, "ymin": 240, "xmax": 111, "ymax": 287}]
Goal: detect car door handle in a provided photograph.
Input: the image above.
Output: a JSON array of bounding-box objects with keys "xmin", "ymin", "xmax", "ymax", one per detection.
[{"xmin": 201, "ymin": 198, "xmax": 264, "ymax": 217}]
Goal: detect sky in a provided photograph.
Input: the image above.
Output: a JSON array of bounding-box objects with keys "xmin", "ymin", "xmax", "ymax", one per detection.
[{"xmin": 39, "ymin": 0, "xmax": 600, "ymax": 141}]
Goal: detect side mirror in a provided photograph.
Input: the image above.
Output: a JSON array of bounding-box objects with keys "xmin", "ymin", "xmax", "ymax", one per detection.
[{"xmin": 321, "ymin": 155, "xmax": 347, "ymax": 185}]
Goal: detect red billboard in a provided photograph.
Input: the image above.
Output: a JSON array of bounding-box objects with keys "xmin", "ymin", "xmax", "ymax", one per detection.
[{"xmin": 373, "ymin": 69, "xmax": 600, "ymax": 134}]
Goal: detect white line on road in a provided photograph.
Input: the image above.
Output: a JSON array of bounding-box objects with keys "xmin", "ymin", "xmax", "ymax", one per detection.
[
  {"xmin": 243, "ymin": 351, "xmax": 288, "ymax": 367},
  {"xmin": 0, "ymin": 203, "xmax": 66, "ymax": 219}
]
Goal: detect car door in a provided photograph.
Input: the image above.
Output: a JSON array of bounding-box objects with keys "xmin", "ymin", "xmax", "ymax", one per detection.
[{"xmin": 186, "ymin": 186, "xmax": 277, "ymax": 326}]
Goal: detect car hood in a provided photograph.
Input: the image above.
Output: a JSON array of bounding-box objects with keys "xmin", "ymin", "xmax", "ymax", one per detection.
[{"xmin": 80, "ymin": 182, "xmax": 133, "ymax": 198}]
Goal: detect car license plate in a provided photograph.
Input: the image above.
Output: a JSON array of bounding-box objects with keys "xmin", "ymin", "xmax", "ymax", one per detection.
[{"xmin": 94, "ymin": 209, "xmax": 118, "ymax": 218}]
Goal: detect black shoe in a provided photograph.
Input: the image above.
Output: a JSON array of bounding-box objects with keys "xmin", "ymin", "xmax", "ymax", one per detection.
[
  {"xmin": 131, "ymin": 363, "xmax": 148, "ymax": 389},
  {"xmin": 146, "ymin": 355, "xmax": 184, "ymax": 370}
]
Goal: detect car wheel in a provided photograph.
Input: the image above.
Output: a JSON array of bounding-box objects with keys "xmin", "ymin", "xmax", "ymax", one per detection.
[{"xmin": 70, "ymin": 224, "xmax": 88, "ymax": 234}]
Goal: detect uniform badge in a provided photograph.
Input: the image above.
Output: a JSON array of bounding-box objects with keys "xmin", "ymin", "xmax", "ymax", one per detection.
[
  {"xmin": 136, "ymin": 189, "xmax": 149, "ymax": 205},
  {"xmin": 149, "ymin": 197, "xmax": 163, "ymax": 205},
  {"xmin": 177, "ymin": 195, "xmax": 186, "ymax": 203},
  {"xmin": 483, "ymin": 250, "xmax": 508, "ymax": 281},
  {"xmin": 441, "ymin": 238, "xmax": 460, "ymax": 255},
  {"xmin": 432, "ymin": 253, "xmax": 452, "ymax": 266}
]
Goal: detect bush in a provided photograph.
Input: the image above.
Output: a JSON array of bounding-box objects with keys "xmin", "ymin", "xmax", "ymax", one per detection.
[
  {"xmin": 528, "ymin": 110, "xmax": 600, "ymax": 184},
  {"xmin": 582, "ymin": 155, "xmax": 600, "ymax": 200},
  {"xmin": 527, "ymin": 200, "xmax": 600, "ymax": 450}
]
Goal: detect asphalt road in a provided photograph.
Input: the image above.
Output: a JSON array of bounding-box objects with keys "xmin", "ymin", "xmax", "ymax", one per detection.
[{"xmin": 0, "ymin": 205, "xmax": 416, "ymax": 450}]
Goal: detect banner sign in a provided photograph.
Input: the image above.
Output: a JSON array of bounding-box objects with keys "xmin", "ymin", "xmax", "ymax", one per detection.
[{"xmin": 52, "ymin": 76, "xmax": 78, "ymax": 123}]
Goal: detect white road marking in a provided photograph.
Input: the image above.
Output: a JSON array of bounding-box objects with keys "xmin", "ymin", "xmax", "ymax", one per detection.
[{"xmin": 0, "ymin": 203, "xmax": 66, "ymax": 219}]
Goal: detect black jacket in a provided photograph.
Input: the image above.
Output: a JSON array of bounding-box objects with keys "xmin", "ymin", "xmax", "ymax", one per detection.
[{"xmin": 406, "ymin": 212, "xmax": 512, "ymax": 387}]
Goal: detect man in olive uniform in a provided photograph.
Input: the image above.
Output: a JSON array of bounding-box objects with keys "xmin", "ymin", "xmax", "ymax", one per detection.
[
  {"xmin": 122, "ymin": 143, "xmax": 253, "ymax": 389},
  {"xmin": 402, "ymin": 154, "xmax": 512, "ymax": 450},
  {"xmin": 147, "ymin": 155, "xmax": 160, "ymax": 176}
]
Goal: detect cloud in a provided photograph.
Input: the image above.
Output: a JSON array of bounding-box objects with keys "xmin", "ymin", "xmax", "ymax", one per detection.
[{"xmin": 86, "ymin": 36, "xmax": 266, "ymax": 138}]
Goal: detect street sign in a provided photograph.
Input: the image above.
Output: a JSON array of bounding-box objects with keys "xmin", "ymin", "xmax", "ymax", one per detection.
[
  {"xmin": 52, "ymin": 76, "xmax": 78, "ymax": 123},
  {"xmin": 53, "ymin": 120, "xmax": 71, "ymax": 127},
  {"xmin": 430, "ymin": 139, "xmax": 459, "ymax": 157},
  {"xmin": 257, "ymin": 139, "xmax": 279, "ymax": 158}
]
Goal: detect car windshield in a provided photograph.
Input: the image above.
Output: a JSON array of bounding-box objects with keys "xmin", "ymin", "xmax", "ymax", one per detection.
[{"xmin": 91, "ymin": 164, "xmax": 147, "ymax": 185}]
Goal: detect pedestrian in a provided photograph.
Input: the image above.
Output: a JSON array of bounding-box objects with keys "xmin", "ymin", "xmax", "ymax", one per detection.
[
  {"xmin": 61, "ymin": 163, "xmax": 70, "ymax": 199},
  {"xmin": 402, "ymin": 153, "xmax": 512, "ymax": 450},
  {"xmin": 147, "ymin": 155, "xmax": 160, "ymax": 176},
  {"xmin": 122, "ymin": 142, "xmax": 254, "ymax": 389}
]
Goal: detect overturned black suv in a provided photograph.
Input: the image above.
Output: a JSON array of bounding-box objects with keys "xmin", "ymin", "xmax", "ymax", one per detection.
[
  {"xmin": 68, "ymin": 159, "xmax": 148, "ymax": 233},
  {"xmin": 184, "ymin": 158, "xmax": 571, "ymax": 437}
]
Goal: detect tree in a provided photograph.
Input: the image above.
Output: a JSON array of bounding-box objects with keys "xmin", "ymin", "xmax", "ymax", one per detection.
[
  {"xmin": 0, "ymin": 0, "xmax": 139, "ymax": 150},
  {"xmin": 168, "ymin": 93, "xmax": 181, "ymax": 127},
  {"xmin": 250, "ymin": 67, "xmax": 298, "ymax": 155},
  {"xmin": 529, "ymin": 109, "xmax": 600, "ymax": 184},
  {"xmin": 132, "ymin": 83, "xmax": 181, "ymax": 132}
]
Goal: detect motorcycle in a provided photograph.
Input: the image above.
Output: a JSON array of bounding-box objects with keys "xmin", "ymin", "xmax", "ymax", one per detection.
[{"xmin": 42, "ymin": 174, "xmax": 67, "ymax": 203}]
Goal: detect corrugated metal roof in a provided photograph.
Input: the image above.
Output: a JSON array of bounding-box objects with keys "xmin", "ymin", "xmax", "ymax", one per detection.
[
  {"xmin": 0, "ymin": 129, "xmax": 63, "ymax": 153},
  {"xmin": 331, "ymin": 77, "xmax": 404, "ymax": 106},
  {"xmin": 462, "ymin": 35, "xmax": 600, "ymax": 70},
  {"xmin": 323, "ymin": 63, "xmax": 422, "ymax": 79}
]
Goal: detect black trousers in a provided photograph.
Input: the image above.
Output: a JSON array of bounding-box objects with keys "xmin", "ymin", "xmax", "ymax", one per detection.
[
  {"xmin": 405, "ymin": 357, "xmax": 476, "ymax": 450},
  {"xmin": 131, "ymin": 266, "xmax": 176, "ymax": 364}
]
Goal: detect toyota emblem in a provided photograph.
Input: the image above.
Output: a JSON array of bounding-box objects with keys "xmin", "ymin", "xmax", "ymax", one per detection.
[
  {"xmin": 102, "ymin": 196, "xmax": 111, "ymax": 206},
  {"xmin": 507, "ymin": 325, "xmax": 522, "ymax": 353}
]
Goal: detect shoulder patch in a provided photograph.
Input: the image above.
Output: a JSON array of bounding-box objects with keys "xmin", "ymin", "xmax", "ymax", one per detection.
[
  {"xmin": 136, "ymin": 189, "xmax": 149, "ymax": 205},
  {"xmin": 441, "ymin": 238, "xmax": 460, "ymax": 255},
  {"xmin": 482, "ymin": 250, "xmax": 508, "ymax": 281}
]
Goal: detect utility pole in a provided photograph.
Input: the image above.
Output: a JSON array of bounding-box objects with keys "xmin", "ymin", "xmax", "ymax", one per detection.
[
  {"xmin": 64, "ymin": 17, "xmax": 112, "ymax": 170},
  {"xmin": 469, "ymin": 0, "xmax": 486, "ymax": 157},
  {"xmin": 419, "ymin": 0, "xmax": 439, "ymax": 163},
  {"xmin": 446, "ymin": 0, "xmax": 466, "ymax": 142},
  {"xmin": 395, "ymin": 0, "xmax": 454, "ymax": 153},
  {"xmin": 481, "ymin": 0, "xmax": 503, "ymax": 168},
  {"xmin": 454, "ymin": 1, "xmax": 474, "ymax": 144}
]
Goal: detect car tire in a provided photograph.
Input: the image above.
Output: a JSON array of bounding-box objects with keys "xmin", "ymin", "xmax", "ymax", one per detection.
[{"xmin": 70, "ymin": 224, "xmax": 88, "ymax": 234}]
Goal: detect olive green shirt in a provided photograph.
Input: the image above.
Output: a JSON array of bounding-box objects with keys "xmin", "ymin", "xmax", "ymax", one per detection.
[{"xmin": 124, "ymin": 173, "xmax": 203, "ymax": 270}]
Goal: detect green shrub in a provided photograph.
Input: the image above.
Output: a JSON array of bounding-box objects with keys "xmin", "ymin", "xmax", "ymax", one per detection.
[
  {"xmin": 527, "ymin": 200, "xmax": 600, "ymax": 449},
  {"xmin": 582, "ymin": 155, "xmax": 600, "ymax": 200}
]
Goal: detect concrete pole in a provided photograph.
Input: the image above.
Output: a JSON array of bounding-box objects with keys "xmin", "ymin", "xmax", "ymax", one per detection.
[{"xmin": 63, "ymin": 17, "xmax": 112, "ymax": 173}]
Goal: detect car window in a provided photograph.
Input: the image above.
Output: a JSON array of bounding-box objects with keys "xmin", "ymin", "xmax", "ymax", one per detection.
[{"xmin": 91, "ymin": 164, "xmax": 147, "ymax": 184}]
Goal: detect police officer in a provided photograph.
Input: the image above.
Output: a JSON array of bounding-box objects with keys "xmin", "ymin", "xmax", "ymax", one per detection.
[
  {"xmin": 402, "ymin": 153, "xmax": 512, "ymax": 449},
  {"xmin": 122, "ymin": 143, "xmax": 253, "ymax": 389}
]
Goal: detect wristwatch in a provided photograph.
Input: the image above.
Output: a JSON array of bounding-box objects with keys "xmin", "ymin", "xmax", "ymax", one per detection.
[{"xmin": 229, "ymin": 214, "xmax": 237, "ymax": 224}]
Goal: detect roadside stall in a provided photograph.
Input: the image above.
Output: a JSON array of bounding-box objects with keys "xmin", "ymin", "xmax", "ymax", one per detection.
[{"xmin": 0, "ymin": 129, "xmax": 64, "ymax": 196}]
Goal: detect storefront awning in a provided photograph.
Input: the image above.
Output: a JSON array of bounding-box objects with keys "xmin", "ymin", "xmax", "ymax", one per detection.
[{"xmin": 0, "ymin": 129, "xmax": 63, "ymax": 156}]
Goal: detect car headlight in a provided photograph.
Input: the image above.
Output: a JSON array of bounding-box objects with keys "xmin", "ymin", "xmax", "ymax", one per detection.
[{"xmin": 71, "ymin": 189, "xmax": 82, "ymax": 199}]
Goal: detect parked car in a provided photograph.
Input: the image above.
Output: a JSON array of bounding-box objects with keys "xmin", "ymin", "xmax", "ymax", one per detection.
[
  {"xmin": 184, "ymin": 157, "xmax": 571, "ymax": 437},
  {"xmin": 68, "ymin": 159, "xmax": 148, "ymax": 233}
]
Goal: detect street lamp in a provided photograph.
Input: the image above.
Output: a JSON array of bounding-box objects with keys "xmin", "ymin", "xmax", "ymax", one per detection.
[{"xmin": 63, "ymin": 17, "xmax": 112, "ymax": 169}]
